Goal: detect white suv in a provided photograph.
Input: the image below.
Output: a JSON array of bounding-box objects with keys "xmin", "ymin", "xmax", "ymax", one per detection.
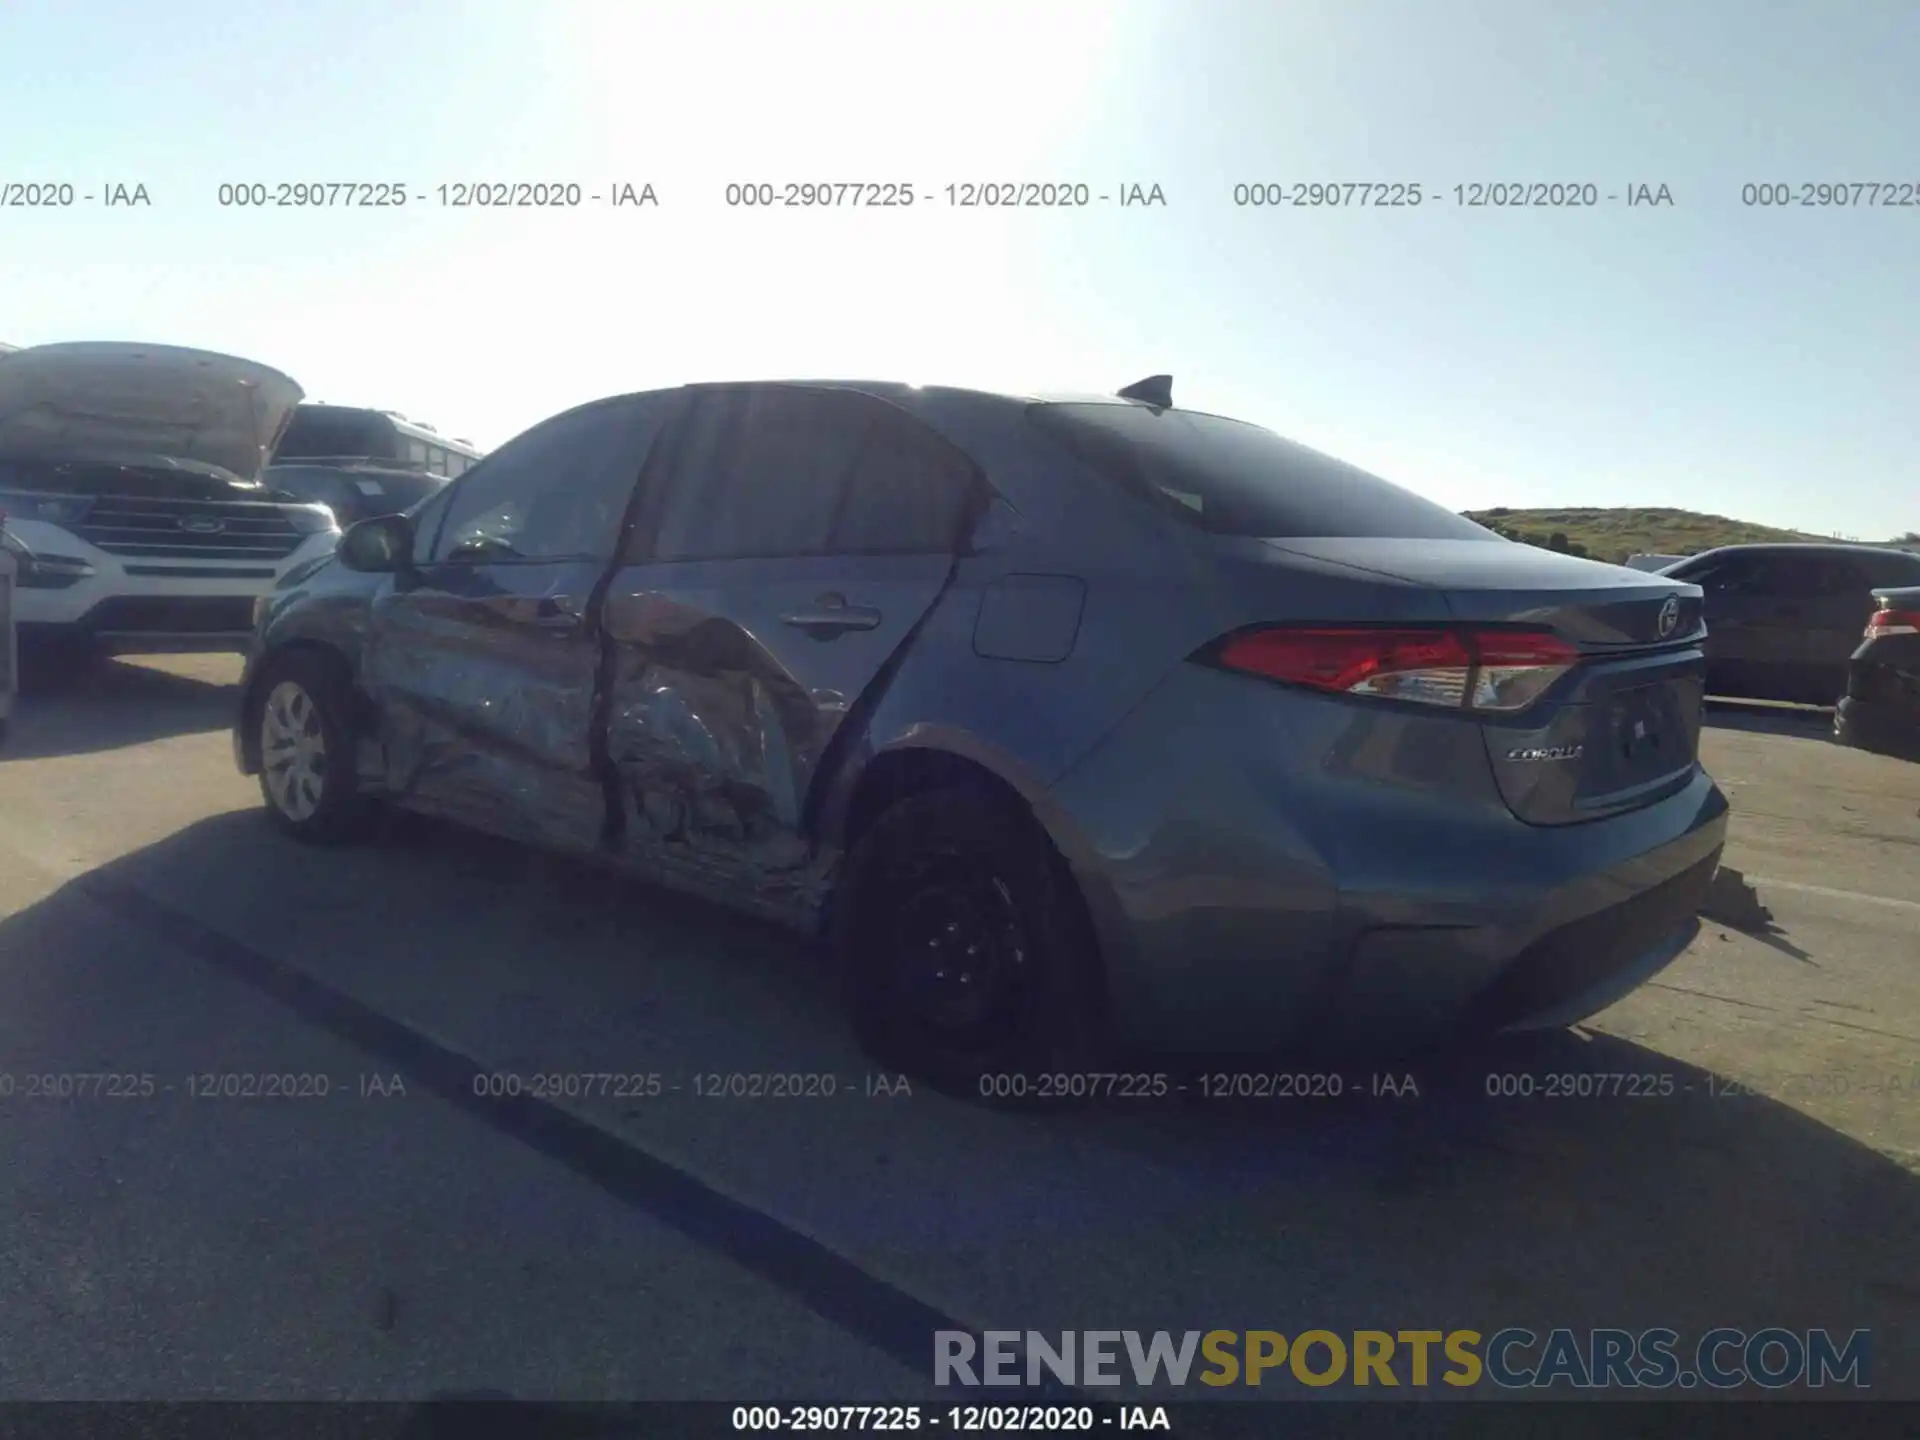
[{"xmin": 0, "ymin": 341, "xmax": 339, "ymax": 661}]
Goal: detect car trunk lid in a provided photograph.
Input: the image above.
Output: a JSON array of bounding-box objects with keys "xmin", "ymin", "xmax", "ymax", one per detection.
[{"xmin": 1250, "ymin": 537, "xmax": 1708, "ymax": 825}]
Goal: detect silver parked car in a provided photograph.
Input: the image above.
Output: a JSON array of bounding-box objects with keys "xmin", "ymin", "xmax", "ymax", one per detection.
[{"xmin": 234, "ymin": 376, "xmax": 1728, "ymax": 1091}]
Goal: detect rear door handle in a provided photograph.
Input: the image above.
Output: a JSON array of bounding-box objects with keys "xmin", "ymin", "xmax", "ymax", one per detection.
[{"xmin": 781, "ymin": 593, "xmax": 882, "ymax": 635}]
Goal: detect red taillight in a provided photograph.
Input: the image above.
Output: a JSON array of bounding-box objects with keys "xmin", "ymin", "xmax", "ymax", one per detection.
[
  {"xmin": 1209, "ymin": 625, "xmax": 1580, "ymax": 713},
  {"xmin": 1866, "ymin": 607, "xmax": 1920, "ymax": 638}
]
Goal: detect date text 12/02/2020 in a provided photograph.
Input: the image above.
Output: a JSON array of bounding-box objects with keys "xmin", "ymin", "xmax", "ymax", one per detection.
[
  {"xmin": 729, "ymin": 1405, "xmax": 1173, "ymax": 1433},
  {"xmin": 1229, "ymin": 181, "xmax": 1675, "ymax": 207},
  {"xmin": 209, "ymin": 181, "xmax": 659, "ymax": 208}
]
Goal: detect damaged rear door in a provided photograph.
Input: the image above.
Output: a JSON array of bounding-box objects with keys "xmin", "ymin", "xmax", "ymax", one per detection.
[
  {"xmin": 361, "ymin": 394, "xmax": 674, "ymax": 850},
  {"xmin": 601, "ymin": 384, "xmax": 980, "ymax": 914}
]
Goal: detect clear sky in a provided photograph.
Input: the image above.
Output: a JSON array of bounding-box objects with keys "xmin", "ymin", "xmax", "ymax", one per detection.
[{"xmin": 1, "ymin": 0, "xmax": 1914, "ymax": 539}]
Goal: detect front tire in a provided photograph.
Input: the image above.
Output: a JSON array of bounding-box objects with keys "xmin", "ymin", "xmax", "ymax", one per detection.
[
  {"xmin": 833, "ymin": 788, "xmax": 1104, "ymax": 1102},
  {"xmin": 253, "ymin": 652, "xmax": 370, "ymax": 843}
]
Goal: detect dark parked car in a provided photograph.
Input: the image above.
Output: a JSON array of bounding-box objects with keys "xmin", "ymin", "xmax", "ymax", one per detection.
[
  {"xmin": 1835, "ymin": 586, "xmax": 1920, "ymax": 760},
  {"xmin": 265, "ymin": 460, "xmax": 449, "ymax": 531},
  {"xmin": 234, "ymin": 376, "xmax": 1727, "ymax": 1091},
  {"xmin": 1659, "ymin": 543, "xmax": 1920, "ymax": 705},
  {"xmin": 0, "ymin": 510, "xmax": 15, "ymax": 745}
]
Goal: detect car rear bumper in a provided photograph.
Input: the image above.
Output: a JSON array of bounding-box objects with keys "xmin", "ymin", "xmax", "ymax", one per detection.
[
  {"xmin": 1046, "ymin": 663, "xmax": 1730, "ymax": 1055},
  {"xmin": 1340, "ymin": 852, "xmax": 1718, "ymax": 1048},
  {"xmin": 1835, "ymin": 694, "xmax": 1920, "ymax": 760}
]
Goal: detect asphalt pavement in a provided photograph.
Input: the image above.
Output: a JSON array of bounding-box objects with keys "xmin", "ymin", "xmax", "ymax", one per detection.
[{"xmin": 1, "ymin": 657, "xmax": 1915, "ymax": 1403}]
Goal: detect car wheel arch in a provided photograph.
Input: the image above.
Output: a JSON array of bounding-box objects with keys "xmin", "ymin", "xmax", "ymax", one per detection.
[
  {"xmin": 240, "ymin": 640, "xmax": 363, "ymax": 772},
  {"xmin": 822, "ymin": 740, "xmax": 1115, "ymax": 1014}
]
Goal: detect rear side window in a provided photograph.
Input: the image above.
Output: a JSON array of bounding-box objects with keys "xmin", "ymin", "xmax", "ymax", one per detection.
[
  {"xmin": 1029, "ymin": 403, "xmax": 1493, "ymax": 540},
  {"xmin": 828, "ymin": 414, "xmax": 976, "ymax": 553},
  {"xmin": 1747, "ymin": 553, "xmax": 1870, "ymax": 598},
  {"xmin": 648, "ymin": 389, "xmax": 870, "ymax": 561},
  {"xmin": 641, "ymin": 387, "xmax": 974, "ymax": 562},
  {"xmin": 1761, "ymin": 555, "xmax": 1837, "ymax": 597},
  {"xmin": 1866, "ymin": 549, "xmax": 1920, "ymax": 587},
  {"xmin": 1809, "ymin": 555, "xmax": 1875, "ymax": 596}
]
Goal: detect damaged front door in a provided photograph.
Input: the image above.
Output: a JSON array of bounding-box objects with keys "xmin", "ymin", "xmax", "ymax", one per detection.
[
  {"xmin": 601, "ymin": 384, "xmax": 981, "ymax": 917},
  {"xmin": 362, "ymin": 393, "xmax": 674, "ymax": 851}
]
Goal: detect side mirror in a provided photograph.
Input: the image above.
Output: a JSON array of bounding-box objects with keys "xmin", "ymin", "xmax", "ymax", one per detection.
[{"xmin": 337, "ymin": 513, "xmax": 414, "ymax": 574}]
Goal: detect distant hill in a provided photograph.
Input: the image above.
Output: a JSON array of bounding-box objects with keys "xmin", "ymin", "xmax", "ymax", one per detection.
[{"xmin": 1459, "ymin": 506, "xmax": 1856, "ymax": 565}]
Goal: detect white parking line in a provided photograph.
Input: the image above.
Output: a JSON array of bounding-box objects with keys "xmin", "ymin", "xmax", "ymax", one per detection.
[{"xmin": 1747, "ymin": 876, "xmax": 1920, "ymax": 914}]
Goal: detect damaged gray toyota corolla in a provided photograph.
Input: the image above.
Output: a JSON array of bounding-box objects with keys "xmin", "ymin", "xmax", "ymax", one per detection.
[{"xmin": 233, "ymin": 375, "xmax": 1728, "ymax": 1095}]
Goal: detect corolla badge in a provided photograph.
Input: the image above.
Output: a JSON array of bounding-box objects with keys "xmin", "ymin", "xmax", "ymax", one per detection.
[
  {"xmin": 177, "ymin": 516, "xmax": 227, "ymax": 534},
  {"xmin": 1507, "ymin": 744, "xmax": 1584, "ymax": 762},
  {"xmin": 1656, "ymin": 595, "xmax": 1680, "ymax": 638}
]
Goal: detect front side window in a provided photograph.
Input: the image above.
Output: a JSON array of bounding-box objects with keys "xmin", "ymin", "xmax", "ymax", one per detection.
[
  {"xmin": 1674, "ymin": 553, "xmax": 1768, "ymax": 594},
  {"xmin": 433, "ymin": 393, "xmax": 673, "ymax": 563}
]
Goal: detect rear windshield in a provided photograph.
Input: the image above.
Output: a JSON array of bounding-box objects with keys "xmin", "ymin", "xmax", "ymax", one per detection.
[
  {"xmin": 1029, "ymin": 402, "xmax": 1494, "ymax": 540},
  {"xmin": 274, "ymin": 407, "xmax": 402, "ymax": 463}
]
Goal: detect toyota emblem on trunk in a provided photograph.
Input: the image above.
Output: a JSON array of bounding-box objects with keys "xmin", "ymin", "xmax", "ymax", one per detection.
[
  {"xmin": 1656, "ymin": 595, "xmax": 1680, "ymax": 638},
  {"xmin": 178, "ymin": 516, "xmax": 226, "ymax": 534}
]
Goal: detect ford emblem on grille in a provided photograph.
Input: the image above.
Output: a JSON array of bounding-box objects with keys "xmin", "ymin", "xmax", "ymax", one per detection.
[
  {"xmin": 177, "ymin": 516, "xmax": 227, "ymax": 534},
  {"xmin": 1656, "ymin": 595, "xmax": 1680, "ymax": 638}
]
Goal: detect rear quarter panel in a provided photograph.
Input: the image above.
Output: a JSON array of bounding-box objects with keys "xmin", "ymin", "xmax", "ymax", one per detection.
[{"xmin": 813, "ymin": 408, "xmax": 1227, "ymax": 854}]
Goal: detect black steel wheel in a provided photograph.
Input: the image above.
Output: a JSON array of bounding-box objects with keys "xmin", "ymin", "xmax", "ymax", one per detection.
[{"xmin": 834, "ymin": 787, "xmax": 1104, "ymax": 1103}]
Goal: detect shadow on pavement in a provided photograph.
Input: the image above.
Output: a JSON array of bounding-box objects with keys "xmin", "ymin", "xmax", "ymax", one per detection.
[
  {"xmin": 6, "ymin": 808, "xmax": 1917, "ymax": 1401},
  {"xmin": 0, "ymin": 656, "xmax": 238, "ymax": 761},
  {"xmin": 1697, "ymin": 864, "xmax": 1813, "ymax": 963}
]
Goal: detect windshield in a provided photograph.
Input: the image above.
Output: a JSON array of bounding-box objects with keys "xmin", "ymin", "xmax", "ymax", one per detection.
[
  {"xmin": 1029, "ymin": 402, "xmax": 1497, "ymax": 540},
  {"xmin": 265, "ymin": 464, "xmax": 445, "ymax": 511},
  {"xmin": 273, "ymin": 407, "xmax": 402, "ymax": 462}
]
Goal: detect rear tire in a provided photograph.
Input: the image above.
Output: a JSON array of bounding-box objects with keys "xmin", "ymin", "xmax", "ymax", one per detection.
[
  {"xmin": 833, "ymin": 787, "xmax": 1105, "ymax": 1104},
  {"xmin": 252, "ymin": 651, "xmax": 371, "ymax": 843}
]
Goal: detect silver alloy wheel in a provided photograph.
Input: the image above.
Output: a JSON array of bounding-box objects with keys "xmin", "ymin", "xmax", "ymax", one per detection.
[{"xmin": 261, "ymin": 679, "xmax": 327, "ymax": 822}]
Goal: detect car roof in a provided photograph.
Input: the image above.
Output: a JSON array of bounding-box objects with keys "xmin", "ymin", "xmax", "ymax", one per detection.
[
  {"xmin": 682, "ymin": 378, "xmax": 1141, "ymax": 418},
  {"xmin": 1690, "ymin": 542, "xmax": 1920, "ymax": 561}
]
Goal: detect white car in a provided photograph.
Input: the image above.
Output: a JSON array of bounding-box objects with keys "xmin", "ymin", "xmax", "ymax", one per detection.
[{"xmin": 0, "ymin": 341, "xmax": 339, "ymax": 662}]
